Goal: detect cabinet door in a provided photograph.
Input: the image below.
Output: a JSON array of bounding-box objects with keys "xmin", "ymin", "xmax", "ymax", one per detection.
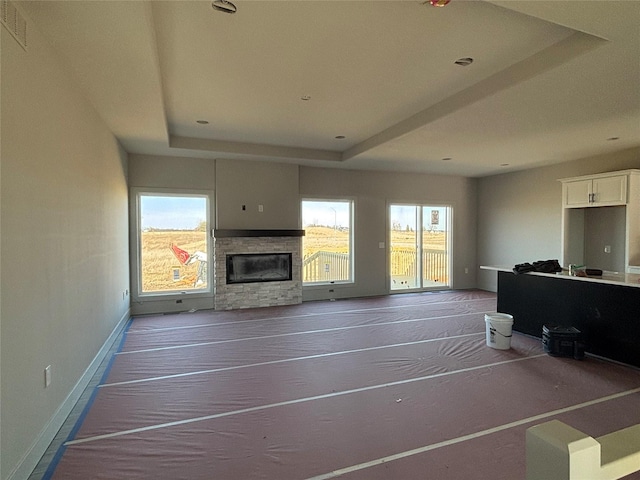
[
  {"xmin": 564, "ymin": 179, "xmax": 592, "ymax": 207},
  {"xmin": 593, "ymin": 175, "xmax": 627, "ymax": 205}
]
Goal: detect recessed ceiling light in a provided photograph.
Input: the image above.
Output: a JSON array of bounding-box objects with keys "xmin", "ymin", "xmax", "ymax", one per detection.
[
  {"xmin": 607, "ymin": 137, "xmax": 620, "ymax": 141},
  {"xmin": 454, "ymin": 57, "xmax": 474, "ymax": 66},
  {"xmin": 500, "ymin": 163, "xmax": 510, "ymax": 167},
  {"xmin": 442, "ymin": 157, "xmax": 452, "ymax": 161},
  {"xmin": 428, "ymin": 0, "xmax": 451, "ymax": 6},
  {"xmin": 301, "ymin": 95, "xmax": 311, "ymax": 101},
  {"xmin": 196, "ymin": 120, "xmax": 209, "ymax": 125},
  {"xmin": 335, "ymin": 135, "xmax": 346, "ymax": 140}
]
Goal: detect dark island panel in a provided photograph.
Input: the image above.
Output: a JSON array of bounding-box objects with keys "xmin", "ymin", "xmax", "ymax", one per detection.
[{"xmin": 497, "ymin": 270, "xmax": 640, "ymax": 368}]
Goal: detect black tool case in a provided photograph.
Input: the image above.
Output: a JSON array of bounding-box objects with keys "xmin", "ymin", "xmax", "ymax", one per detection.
[{"xmin": 542, "ymin": 324, "xmax": 585, "ymax": 360}]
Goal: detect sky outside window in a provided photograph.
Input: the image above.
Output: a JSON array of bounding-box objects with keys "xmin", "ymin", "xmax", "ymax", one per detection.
[
  {"xmin": 141, "ymin": 195, "xmax": 207, "ymax": 230},
  {"xmin": 302, "ymin": 200, "xmax": 350, "ymax": 228},
  {"xmin": 391, "ymin": 205, "xmax": 447, "ymax": 231}
]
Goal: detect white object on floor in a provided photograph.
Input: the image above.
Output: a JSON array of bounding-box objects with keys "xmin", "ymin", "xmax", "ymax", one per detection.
[
  {"xmin": 526, "ymin": 420, "xmax": 640, "ymax": 480},
  {"xmin": 485, "ymin": 313, "xmax": 513, "ymax": 349}
]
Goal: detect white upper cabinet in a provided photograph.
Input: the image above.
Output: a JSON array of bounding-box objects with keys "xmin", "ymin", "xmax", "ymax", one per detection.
[
  {"xmin": 564, "ymin": 179, "xmax": 593, "ymax": 207},
  {"xmin": 560, "ymin": 170, "xmax": 640, "ymax": 274},
  {"xmin": 562, "ymin": 172, "xmax": 628, "ymax": 208}
]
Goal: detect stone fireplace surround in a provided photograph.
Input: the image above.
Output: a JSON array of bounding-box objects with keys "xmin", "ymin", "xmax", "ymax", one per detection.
[{"xmin": 213, "ymin": 230, "xmax": 304, "ymax": 310}]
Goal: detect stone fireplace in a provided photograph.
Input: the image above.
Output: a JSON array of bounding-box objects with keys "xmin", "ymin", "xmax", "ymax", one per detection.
[{"xmin": 213, "ymin": 230, "xmax": 303, "ymax": 310}]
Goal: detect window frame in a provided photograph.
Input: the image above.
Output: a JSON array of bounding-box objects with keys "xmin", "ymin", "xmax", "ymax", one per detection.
[
  {"xmin": 301, "ymin": 197, "xmax": 355, "ymax": 286},
  {"xmin": 130, "ymin": 187, "xmax": 213, "ymax": 301}
]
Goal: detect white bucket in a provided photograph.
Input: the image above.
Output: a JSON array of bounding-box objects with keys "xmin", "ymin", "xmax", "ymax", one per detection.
[{"xmin": 485, "ymin": 313, "xmax": 514, "ymax": 350}]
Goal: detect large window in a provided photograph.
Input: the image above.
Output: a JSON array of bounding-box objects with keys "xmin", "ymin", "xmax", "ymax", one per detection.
[
  {"xmin": 134, "ymin": 191, "xmax": 210, "ymax": 296},
  {"xmin": 302, "ymin": 199, "xmax": 353, "ymax": 284},
  {"xmin": 389, "ymin": 204, "xmax": 451, "ymax": 291}
]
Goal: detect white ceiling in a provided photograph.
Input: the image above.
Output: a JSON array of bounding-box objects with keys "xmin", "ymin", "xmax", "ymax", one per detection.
[{"xmin": 18, "ymin": 0, "xmax": 640, "ymax": 177}]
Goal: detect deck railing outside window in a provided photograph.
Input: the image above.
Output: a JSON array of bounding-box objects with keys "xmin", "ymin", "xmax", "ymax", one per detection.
[{"xmin": 302, "ymin": 248, "xmax": 448, "ymax": 284}]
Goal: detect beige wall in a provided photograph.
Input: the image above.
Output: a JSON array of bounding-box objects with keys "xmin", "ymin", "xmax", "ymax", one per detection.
[
  {"xmin": 477, "ymin": 147, "xmax": 640, "ymax": 291},
  {"xmin": 1, "ymin": 17, "xmax": 129, "ymax": 480},
  {"xmin": 300, "ymin": 166, "xmax": 478, "ymax": 300},
  {"xmin": 215, "ymin": 159, "xmax": 300, "ymax": 230},
  {"xmin": 128, "ymin": 154, "xmax": 216, "ymax": 191}
]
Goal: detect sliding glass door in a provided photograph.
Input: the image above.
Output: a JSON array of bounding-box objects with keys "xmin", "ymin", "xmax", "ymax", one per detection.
[{"xmin": 389, "ymin": 204, "xmax": 451, "ymax": 291}]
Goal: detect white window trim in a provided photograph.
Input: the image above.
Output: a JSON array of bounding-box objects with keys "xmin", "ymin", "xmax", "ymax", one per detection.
[
  {"xmin": 130, "ymin": 187, "xmax": 214, "ymax": 302},
  {"xmin": 301, "ymin": 197, "xmax": 355, "ymax": 286}
]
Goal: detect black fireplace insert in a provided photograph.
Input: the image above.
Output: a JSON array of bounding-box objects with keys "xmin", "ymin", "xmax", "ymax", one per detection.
[{"xmin": 226, "ymin": 253, "xmax": 292, "ymax": 284}]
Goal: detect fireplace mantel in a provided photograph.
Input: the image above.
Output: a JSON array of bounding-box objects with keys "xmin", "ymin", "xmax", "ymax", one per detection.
[{"xmin": 213, "ymin": 229, "xmax": 305, "ymax": 238}]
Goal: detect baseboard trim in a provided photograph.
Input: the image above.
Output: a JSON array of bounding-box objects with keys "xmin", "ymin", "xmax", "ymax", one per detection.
[{"xmin": 9, "ymin": 308, "xmax": 131, "ymax": 480}]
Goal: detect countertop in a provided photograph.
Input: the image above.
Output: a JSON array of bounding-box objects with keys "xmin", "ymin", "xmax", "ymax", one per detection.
[{"xmin": 480, "ymin": 265, "xmax": 640, "ymax": 289}]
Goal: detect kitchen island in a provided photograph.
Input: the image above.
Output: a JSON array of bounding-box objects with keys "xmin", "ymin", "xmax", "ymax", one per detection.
[{"xmin": 481, "ymin": 266, "xmax": 640, "ymax": 367}]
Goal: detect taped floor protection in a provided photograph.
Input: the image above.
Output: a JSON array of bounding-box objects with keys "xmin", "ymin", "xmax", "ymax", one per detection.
[{"xmin": 46, "ymin": 290, "xmax": 640, "ymax": 480}]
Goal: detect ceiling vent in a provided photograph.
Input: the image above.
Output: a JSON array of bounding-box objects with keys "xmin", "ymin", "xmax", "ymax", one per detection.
[{"xmin": 1, "ymin": 0, "xmax": 27, "ymax": 50}]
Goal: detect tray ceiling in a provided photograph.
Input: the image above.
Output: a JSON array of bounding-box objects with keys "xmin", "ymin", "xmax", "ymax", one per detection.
[{"xmin": 18, "ymin": 0, "xmax": 640, "ymax": 177}]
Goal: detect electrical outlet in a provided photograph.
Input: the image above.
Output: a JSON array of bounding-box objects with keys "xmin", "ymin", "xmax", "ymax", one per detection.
[
  {"xmin": 604, "ymin": 245, "xmax": 611, "ymax": 254},
  {"xmin": 465, "ymin": 267, "xmax": 469, "ymax": 274},
  {"xmin": 258, "ymin": 204, "xmax": 264, "ymax": 212},
  {"xmin": 45, "ymin": 365, "xmax": 52, "ymax": 388}
]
